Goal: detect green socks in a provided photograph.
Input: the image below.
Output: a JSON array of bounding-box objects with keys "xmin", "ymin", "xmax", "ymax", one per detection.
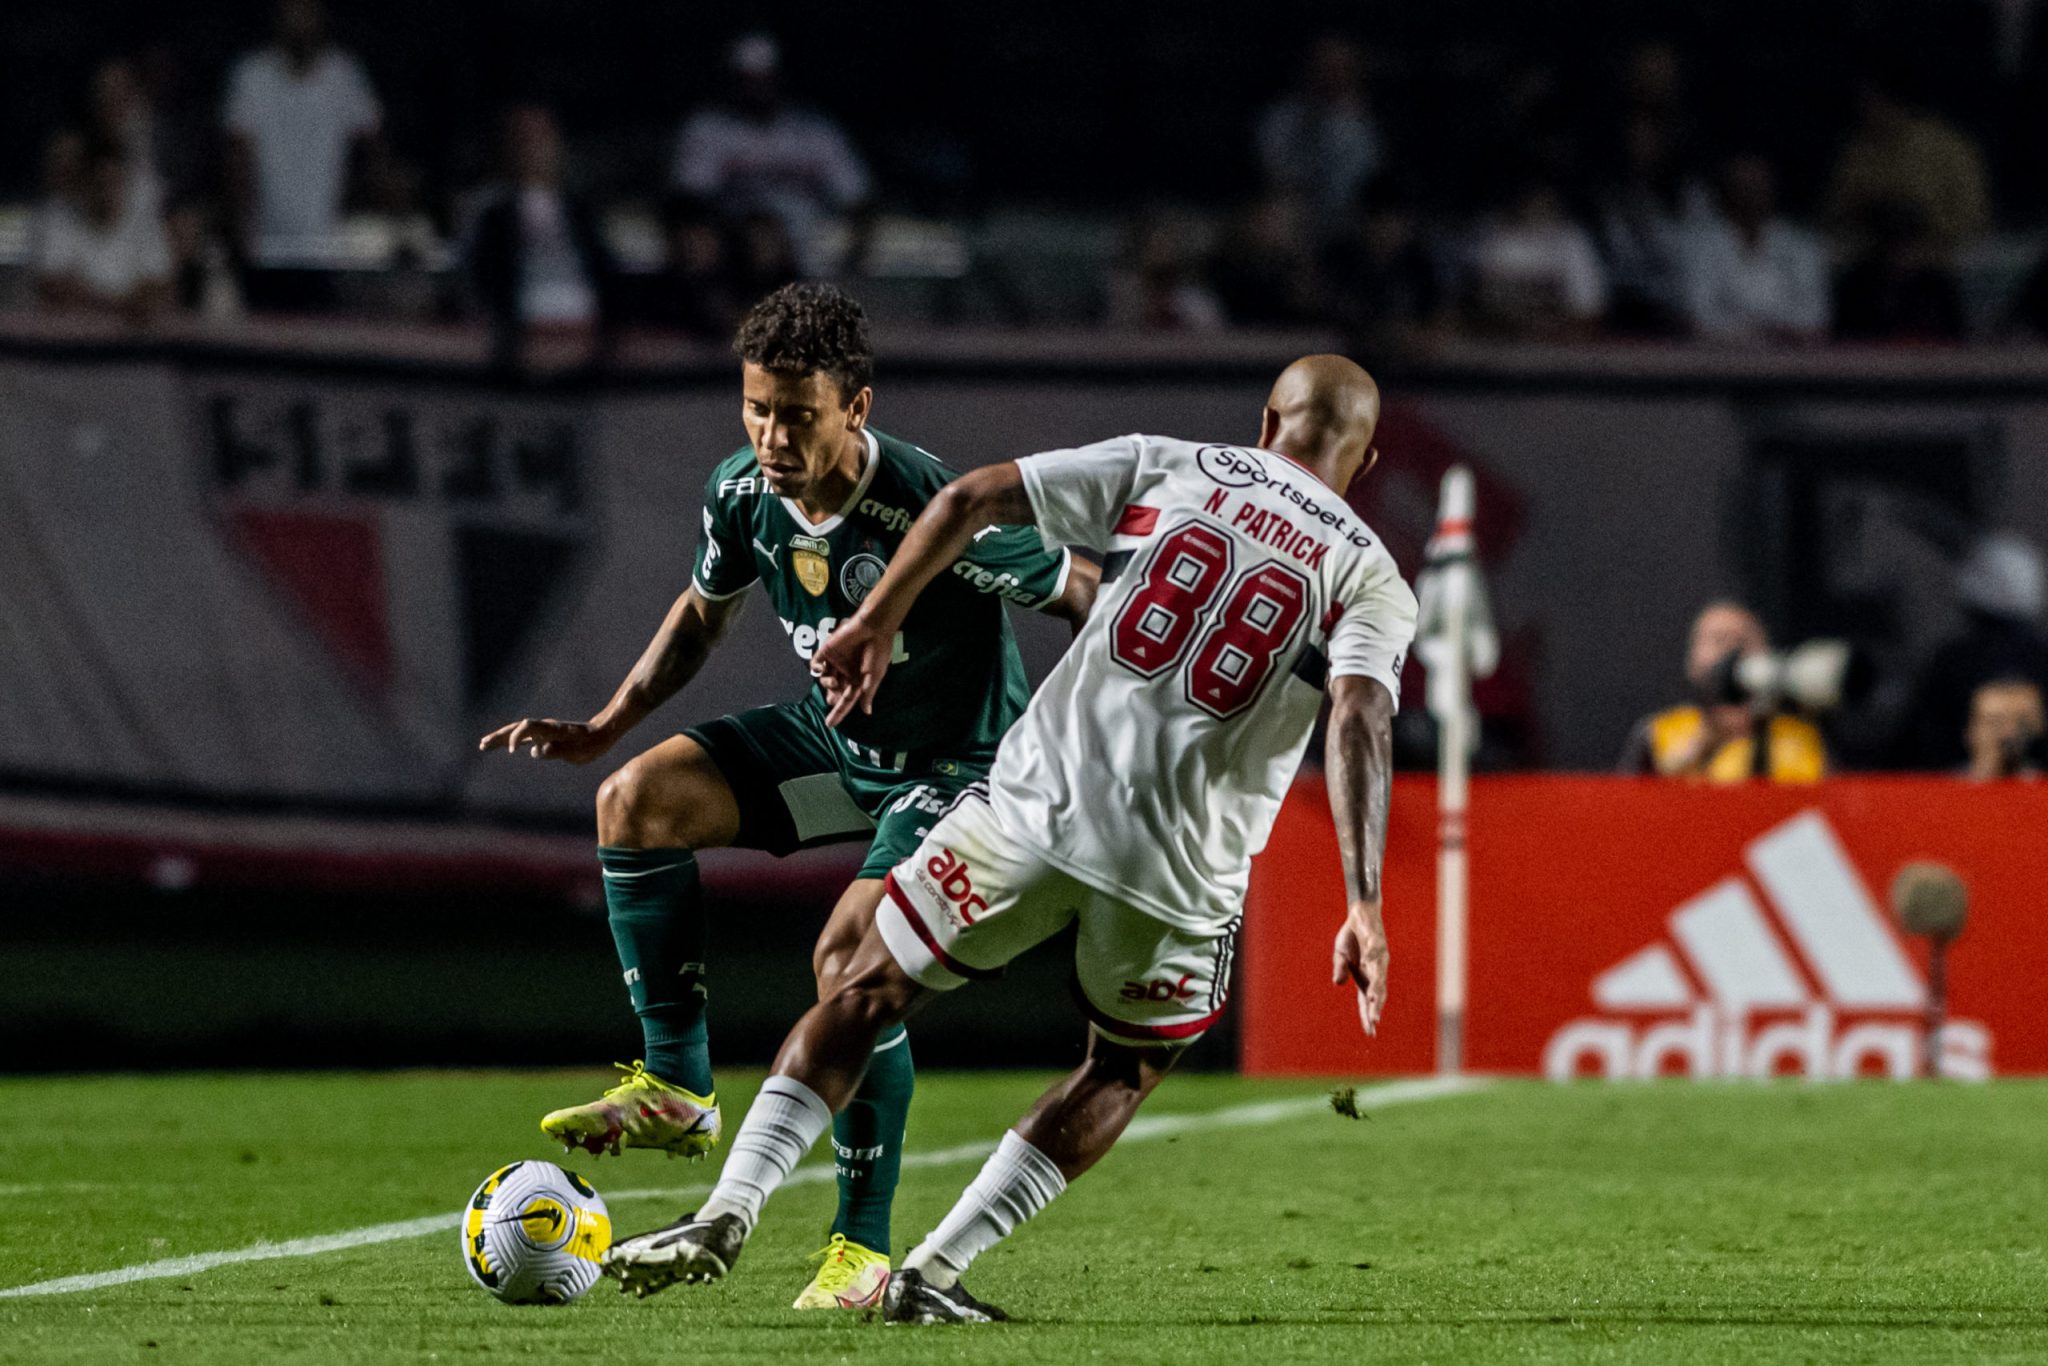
[
  {"xmin": 597, "ymin": 846, "xmax": 712, "ymax": 1096},
  {"xmin": 831, "ymin": 1023, "xmax": 914, "ymax": 1252},
  {"xmin": 599, "ymin": 843, "xmax": 910, "ymax": 1250}
]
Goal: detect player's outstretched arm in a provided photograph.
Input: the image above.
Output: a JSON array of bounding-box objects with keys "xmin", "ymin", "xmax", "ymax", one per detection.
[
  {"xmin": 478, "ymin": 586, "xmax": 742, "ymax": 763},
  {"xmin": 1324, "ymin": 674, "xmax": 1396, "ymax": 1037},
  {"xmin": 813, "ymin": 462, "xmax": 1035, "ymax": 725}
]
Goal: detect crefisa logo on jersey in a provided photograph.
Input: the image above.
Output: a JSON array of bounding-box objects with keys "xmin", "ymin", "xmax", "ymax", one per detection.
[
  {"xmin": 1543, "ymin": 811, "xmax": 1993, "ymax": 1081},
  {"xmin": 858, "ymin": 498, "xmax": 913, "ymax": 533},
  {"xmin": 840, "ymin": 553, "xmax": 886, "ymax": 604}
]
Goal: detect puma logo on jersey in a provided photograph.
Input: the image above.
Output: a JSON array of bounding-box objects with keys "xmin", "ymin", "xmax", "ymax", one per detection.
[
  {"xmin": 924, "ymin": 848, "xmax": 988, "ymax": 922},
  {"xmin": 1119, "ymin": 973, "xmax": 1198, "ymax": 1002}
]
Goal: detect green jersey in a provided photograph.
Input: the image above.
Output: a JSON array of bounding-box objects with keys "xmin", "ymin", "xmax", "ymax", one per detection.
[{"xmin": 691, "ymin": 428, "xmax": 1072, "ymax": 759}]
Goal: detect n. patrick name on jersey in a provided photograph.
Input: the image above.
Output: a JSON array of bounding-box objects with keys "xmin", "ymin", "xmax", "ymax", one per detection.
[{"xmin": 999, "ymin": 432, "xmax": 1416, "ymax": 932}]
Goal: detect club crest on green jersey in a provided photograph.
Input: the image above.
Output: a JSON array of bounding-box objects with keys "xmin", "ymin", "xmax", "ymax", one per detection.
[
  {"xmin": 840, "ymin": 552, "xmax": 887, "ymax": 604},
  {"xmin": 790, "ymin": 534, "xmax": 832, "ymax": 596}
]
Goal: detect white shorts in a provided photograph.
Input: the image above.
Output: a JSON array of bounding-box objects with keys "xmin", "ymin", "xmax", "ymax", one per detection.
[{"xmin": 877, "ymin": 788, "xmax": 1239, "ymax": 1046}]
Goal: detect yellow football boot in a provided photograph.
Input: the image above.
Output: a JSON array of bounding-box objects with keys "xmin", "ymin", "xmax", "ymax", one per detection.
[
  {"xmin": 791, "ymin": 1234, "xmax": 891, "ymax": 1310},
  {"xmin": 540, "ymin": 1061, "xmax": 719, "ymax": 1159}
]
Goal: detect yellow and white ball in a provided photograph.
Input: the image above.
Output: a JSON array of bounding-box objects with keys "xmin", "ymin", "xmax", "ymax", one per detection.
[{"xmin": 461, "ymin": 1160, "xmax": 611, "ymax": 1304}]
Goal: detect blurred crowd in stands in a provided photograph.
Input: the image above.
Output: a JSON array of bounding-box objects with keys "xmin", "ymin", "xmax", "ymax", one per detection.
[
  {"xmin": 1111, "ymin": 32, "xmax": 2044, "ymax": 351},
  {"xmin": 20, "ymin": 2, "xmax": 2048, "ymax": 355},
  {"xmin": 16, "ymin": 2, "xmax": 855, "ymax": 346}
]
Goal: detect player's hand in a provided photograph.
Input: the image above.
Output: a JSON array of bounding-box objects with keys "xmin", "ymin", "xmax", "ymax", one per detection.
[
  {"xmin": 812, "ymin": 614, "xmax": 894, "ymax": 728},
  {"xmin": 1332, "ymin": 899, "xmax": 1389, "ymax": 1038},
  {"xmin": 477, "ymin": 717, "xmax": 619, "ymax": 765}
]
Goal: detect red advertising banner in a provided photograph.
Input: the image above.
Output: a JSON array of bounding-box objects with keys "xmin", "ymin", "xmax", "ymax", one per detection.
[{"xmin": 1242, "ymin": 777, "xmax": 2048, "ymax": 1079}]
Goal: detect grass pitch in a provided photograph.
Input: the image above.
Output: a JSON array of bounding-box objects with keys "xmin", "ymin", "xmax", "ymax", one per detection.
[{"xmin": 1, "ymin": 1071, "xmax": 2043, "ymax": 1364}]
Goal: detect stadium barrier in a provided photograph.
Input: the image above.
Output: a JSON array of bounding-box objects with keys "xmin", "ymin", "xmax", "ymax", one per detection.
[
  {"xmin": 11, "ymin": 319, "xmax": 2048, "ymax": 819},
  {"xmin": 1242, "ymin": 776, "xmax": 2048, "ymax": 1079},
  {"xmin": 8, "ymin": 323, "xmax": 2048, "ymax": 1072}
]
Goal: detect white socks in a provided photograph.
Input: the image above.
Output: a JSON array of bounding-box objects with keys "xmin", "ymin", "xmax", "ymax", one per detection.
[
  {"xmin": 903, "ymin": 1131, "xmax": 1067, "ymax": 1289},
  {"xmin": 698, "ymin": 1076, "xmax": 833, "ymax": 1234},
  {"xmin": 697, "ymin": 1085, "xmax": 1068, "ymax": 1282}
]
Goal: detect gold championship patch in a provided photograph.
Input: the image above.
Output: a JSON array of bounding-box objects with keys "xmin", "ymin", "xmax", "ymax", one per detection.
[{"xmin": 791, "ymin": 535, "xmax": 831, "ymax": 596}]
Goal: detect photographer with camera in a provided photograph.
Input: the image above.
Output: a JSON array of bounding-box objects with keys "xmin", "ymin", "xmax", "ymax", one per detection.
[
  {"xmin": 1619, "ymin": 600, "xmax": 1828, "ymax": 782},
  {"xmin": 1962, "ymin": 678, "xmax": 2045, "ymax": 782}
]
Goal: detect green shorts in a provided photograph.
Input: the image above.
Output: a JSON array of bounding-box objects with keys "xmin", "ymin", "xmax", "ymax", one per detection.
[{"xmin": 684, "ymin": 695, "xmax": 995, "ymax": 880}]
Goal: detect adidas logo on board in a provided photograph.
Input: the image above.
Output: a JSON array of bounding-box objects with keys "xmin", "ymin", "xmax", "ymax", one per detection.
[{"xmin": 1545, "ymin": 811, "xmax": 1992, "ymax": 1081}]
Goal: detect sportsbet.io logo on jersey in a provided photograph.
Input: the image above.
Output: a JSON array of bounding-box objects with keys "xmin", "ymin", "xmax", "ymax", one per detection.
[{"xmin": 1194, "ymin": 445, "xmax": 1373, "ymax": 550}]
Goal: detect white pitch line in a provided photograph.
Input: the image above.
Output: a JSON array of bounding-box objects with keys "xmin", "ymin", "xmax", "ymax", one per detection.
[
  {"xmin": 0, "ymin": 1214, "xmax": 459, "ymax": 1301},
  {"xmin": 0, "ymin": 1075, "xmax": 1485, "ymax": 1300}
]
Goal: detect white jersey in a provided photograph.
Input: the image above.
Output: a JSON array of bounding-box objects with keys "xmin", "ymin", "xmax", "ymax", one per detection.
[{"xmin": 993, "ymin": 435, "xmax": 1419, "ymax": 935}]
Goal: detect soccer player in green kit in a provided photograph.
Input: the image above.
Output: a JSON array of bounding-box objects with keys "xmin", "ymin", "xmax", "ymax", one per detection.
[{"xmin": 480, "ymin": 284, "xmax": 1096, "ymax": 1310}]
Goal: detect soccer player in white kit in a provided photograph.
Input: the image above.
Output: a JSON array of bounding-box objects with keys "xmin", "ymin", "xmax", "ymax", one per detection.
[{"xmin": 602, "ymin": 355, "xmax": 1418, "ymax": 1321}]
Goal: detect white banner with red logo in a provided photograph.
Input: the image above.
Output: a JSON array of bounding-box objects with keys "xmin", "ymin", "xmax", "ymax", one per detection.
[
  {"xmin": 15, "ymin": 346, "xmax": 2048, "ymax": 817},
  {"xmin": 1242, "ymin": 777, "xmax": 2048, "ymax": 1079}
]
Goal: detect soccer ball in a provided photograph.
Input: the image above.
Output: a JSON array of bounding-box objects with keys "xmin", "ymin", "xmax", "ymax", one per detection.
[{"xmin": 460, "ymin": 1160, "xmax": 611, "ymax": 1305}]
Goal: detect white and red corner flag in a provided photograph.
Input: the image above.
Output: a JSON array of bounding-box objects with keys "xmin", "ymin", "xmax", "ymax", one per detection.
[
  {"xmin": 1412, "ymin": 464, "xmax": 1497, "ymax": 1075},
  {"xmin": 1414, "ymin": 465, "xmax": 1499, "ymax": 728}
]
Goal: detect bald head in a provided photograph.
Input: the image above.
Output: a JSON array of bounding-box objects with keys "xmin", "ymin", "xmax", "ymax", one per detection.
[{"xmin": 1259, "ymin": 354, "xmax": 1382, "ymax": 492}]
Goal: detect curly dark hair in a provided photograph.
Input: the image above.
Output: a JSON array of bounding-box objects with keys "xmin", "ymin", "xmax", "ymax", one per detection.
[{"xmin": 733, "ymin": 283, "xmax": 874, "ymax": 400}]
